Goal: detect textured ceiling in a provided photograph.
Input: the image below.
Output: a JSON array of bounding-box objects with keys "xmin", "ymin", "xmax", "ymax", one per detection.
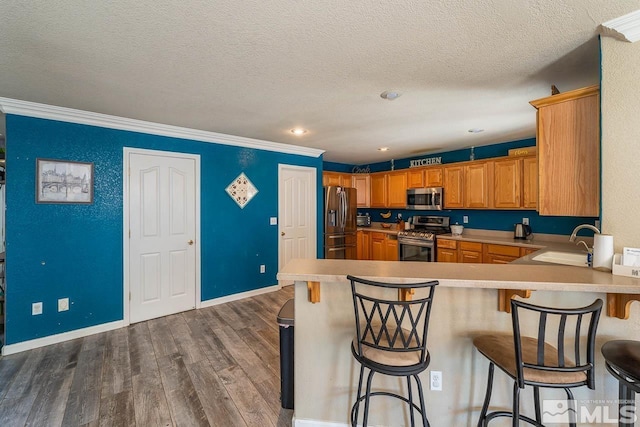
[{"xmin": 0, "ymin": 1, "xmax": 638, "ymax": 164}]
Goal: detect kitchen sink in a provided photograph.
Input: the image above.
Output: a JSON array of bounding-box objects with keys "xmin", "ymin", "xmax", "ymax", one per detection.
[{"xmin": 531, "ymin": 250, "xmax": 589, "ymax": 268}]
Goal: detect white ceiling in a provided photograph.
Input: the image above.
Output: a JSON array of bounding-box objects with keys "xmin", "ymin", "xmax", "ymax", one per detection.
[{"xmin": 0, "ymin": 1, "xmax": 638, "ymax": 164}]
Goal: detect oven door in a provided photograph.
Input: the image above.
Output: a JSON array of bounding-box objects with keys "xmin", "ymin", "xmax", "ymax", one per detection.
[{"xmin": 398, "ymin": 238, "xmax": 435, "ymax": 262}]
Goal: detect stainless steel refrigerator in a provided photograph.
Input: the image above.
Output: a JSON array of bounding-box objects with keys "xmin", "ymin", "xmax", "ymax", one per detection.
[{"xmin": 324, "ymin": 186, "xmax": 357, "ymax": 259}]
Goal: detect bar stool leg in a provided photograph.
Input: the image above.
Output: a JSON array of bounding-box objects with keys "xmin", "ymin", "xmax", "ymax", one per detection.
[
  {"xmin": 414, "ymin": 374, "xmax": 430, "ymax": 427},
  {"xmin": 619, "ymin": 381, "xmax": 635, "ymax": 427},
  {"xmin": 512, "ymin": 382, "xmax": 521, "ymax": 427},
  {"xmin": 564, "ymin": 388, "xmax": 576, "ymax": 427},
  {"xmin": 406, "ymin": 376, "xmax": 415, "ymax": 427},
  {"xmin": 352, "ymin": 364, "xmax": 365, "ymax": 427},
  {"xmin": 362, "ymin": 369, "xmax": 375, "ymax": 427},
  {"xmin": 477, "ymin": 363, "xmax": 495, "ymax": 427},
  {"xmin": 533, "ymin": 386, "xmax": 541, "ymax": 424}
]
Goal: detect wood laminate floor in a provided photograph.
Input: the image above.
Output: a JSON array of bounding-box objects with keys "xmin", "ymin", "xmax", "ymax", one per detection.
[{"xmin": 0, "ymin": 285, "xmax": 295, "ymax": 427}]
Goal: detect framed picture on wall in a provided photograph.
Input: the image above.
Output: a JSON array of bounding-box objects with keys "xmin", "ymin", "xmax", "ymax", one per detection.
[{"xmin": 36, "ymin": 159, "xmax": 94, "ymax": 204}]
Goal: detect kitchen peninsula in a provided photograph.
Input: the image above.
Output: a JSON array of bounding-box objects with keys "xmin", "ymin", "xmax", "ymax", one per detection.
[{"xmin": 277, "ymin": 258, "xmax": 640, "ymax": 427}]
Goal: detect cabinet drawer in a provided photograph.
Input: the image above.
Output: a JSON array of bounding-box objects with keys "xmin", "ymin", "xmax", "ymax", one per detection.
[
  {"xmin": 485, "ymin": 244, "xmax": 520, "ymax": 257},
  {"xmin": 520, "ymin": 247, "xmax": 539, "ymax": 257},
  {"xmin": 459, "ymin": 241, "xmax": 482, "ymax": 252},
  {"xmin": 437, "ymin": 239, "xmax": 457, "ymax": 249},
  {"xmin": 370, "ymin": 232, "xmax": 386, "ymax": 240}
]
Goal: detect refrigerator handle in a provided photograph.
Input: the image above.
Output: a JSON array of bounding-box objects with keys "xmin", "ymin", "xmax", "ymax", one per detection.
[{"xmin": 342, "ymin": 191, "xmax": 347, "ymax": 230}]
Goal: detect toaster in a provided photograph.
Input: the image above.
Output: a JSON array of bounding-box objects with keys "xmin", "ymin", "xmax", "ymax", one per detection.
[{"xmin": 356, "ymin": 214, "xmax": 371, "ymax": 227}]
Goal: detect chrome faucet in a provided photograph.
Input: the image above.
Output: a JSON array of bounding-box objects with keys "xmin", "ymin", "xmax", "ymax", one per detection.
[{"xmin": 569, "ymin": 224, "xmax": 601, "ymax": 242}]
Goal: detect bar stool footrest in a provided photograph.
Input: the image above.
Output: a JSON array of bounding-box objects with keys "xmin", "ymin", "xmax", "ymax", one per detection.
[
  {"xmin": 351, "ymin": 391, "xmax": 429, "ymax": 427},
  {"xmin": 484, "ymin": 410, "xmax": 543, "ymax": 426}
]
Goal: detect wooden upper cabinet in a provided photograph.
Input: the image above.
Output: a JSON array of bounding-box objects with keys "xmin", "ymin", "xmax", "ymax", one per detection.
[
  {"xmin": 387, "ymin": 171, "xmax": 408, "ymax": 207},
  {"xmin": 464, "ymin": 162, "xmax": 493, "ymax": 208},
  {"xmin": 425, "ymin": 167, "xmax": 443, "ymax": 187},
  {"xmin": 370, "ymin": 173, "xmax": 388, "ymax": 208},
  {"xmin": 323, "ymin": 172, "xmax": 351, "ymax": 187},
  {"xmin": 493, "ymin": 158, "xmax": 522, "ymax": 209},
  {"xmin": 443, "ymin": 165, "xmax": 464, "ymax": 208},
  {"xmin": 407, "ymin": 169, "xmax": 425, "ymax": 188},
  {"xmin": 530, "ymin": 85, "xmax": 600, "ymax": 217},
  {"xmin": 352, "ymin": 174, "xmax": 371, "ymax": 208},
  {"xmin": 522, "ymin": 156, "xmax": 538, "ymax": 209}
]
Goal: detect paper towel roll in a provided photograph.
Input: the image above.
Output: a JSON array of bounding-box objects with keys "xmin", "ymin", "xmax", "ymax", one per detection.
[{"xmin": 593, "ymin": 234, "xmax": 614, "ymax": 272}]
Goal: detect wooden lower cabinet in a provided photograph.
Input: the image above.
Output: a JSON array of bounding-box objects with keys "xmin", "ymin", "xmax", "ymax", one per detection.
[
  {"xmin": 360, "ymin": 231, "xmax": 399, "ymax": 261},
  {"xmin": 483, "ymin": 244, "xmax": 521, "ymax": 264},
  {"xmin": 436, "ymin": 239, "xmax": 458, "ymax": 262},
  {"xmin": 357, "ymin": 231, "xmax": 370, "ymax": 260},
  {"xmin": 459, "ymin": 241, "xmax": 483, "ymax": 263}
]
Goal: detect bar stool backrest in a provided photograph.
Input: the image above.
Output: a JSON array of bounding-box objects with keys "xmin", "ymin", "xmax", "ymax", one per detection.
[
  {"xmin": 347, "ymin": 275, "xmax": 438, "ymax": 366},
  {"xmin": 510, "ymin": 298, "xmax": 603, "ymax": 389}
]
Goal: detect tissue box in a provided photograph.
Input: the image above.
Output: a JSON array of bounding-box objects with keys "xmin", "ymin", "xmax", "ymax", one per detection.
[{"xmin": 612, "ymin": 254, "xmax": 640, "ymax": 278}]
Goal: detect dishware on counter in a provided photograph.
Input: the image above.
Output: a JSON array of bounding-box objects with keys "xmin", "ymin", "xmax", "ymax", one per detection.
[
  {"xmin": 451, "ymin": 224, "xmax": 464, "ymax": 236},
  {"xmin": 593, "ymin": 233, "xmax": 614, "ymax": 272},
  {"xmin": 514, "ymin": 223, "xmax": 532, "ymax": 240},
  {"xmin": 381, "ymin": 223, "xmax": 392, "ymax": 229}
]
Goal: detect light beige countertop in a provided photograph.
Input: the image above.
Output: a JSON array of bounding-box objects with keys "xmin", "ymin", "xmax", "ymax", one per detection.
[
  {"xmin": 356, "ymin": 222, "xmax": 400, "ymax": 235},
  {"xmin": 278, "ymin": 258, "xmax": 640, "ymax": 294},
  {"xmin": 436, "ymin": 228, "xmax": 588, "ymax": 248}
]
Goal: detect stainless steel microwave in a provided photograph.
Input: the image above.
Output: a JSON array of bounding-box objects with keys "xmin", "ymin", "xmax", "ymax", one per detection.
[{"xmin": 406, "ymin": 187, "xmax": 444, "ymax": 210}]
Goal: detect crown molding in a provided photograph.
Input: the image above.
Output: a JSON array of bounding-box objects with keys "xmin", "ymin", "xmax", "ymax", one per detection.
[
  {"xmin": 601, "ymin": 9, "xmax": 640, "ymax": 43},
  {"xmin": 0, "ymin": 97, "xmax": 324, "ymax": 158}
]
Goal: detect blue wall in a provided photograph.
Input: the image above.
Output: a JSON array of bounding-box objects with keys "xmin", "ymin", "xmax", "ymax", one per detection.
[
  {"xmin": 5, "ymin": 115, "xmax": 323, "ymax": 345},
  {"xmin": 325, "ymin": 137, "xmax": 598, "ymax": 235}
]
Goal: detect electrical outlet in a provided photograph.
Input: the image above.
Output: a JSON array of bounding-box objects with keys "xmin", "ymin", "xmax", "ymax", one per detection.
[
  {"xmin": 32, "ymin": 302, "xmax": 43, "ymax": 315},
  {"xmin": 463, "ymin": 216, "xmax": 469, "ymax": 224},
  {"xmin": 260, "ymin": 264, "xmax": 266, "ymax": 274},
  {"xmin": 430, "ymin": 371, "xmax": 442, "ymax": 391},
  {"xmin": 270, "ymin": 217, "xmax": 277, "ymax": 225},
  {"xmin": 522, "ymin": 218, "xmax": 529, "ymax": 225},
  {"xmin": 595, "ymin": 220, "xmax": 601, "ymax": 230},
  {"xmin": 58, "ymin": 298, "xmax": 69, "ymax": 312}
]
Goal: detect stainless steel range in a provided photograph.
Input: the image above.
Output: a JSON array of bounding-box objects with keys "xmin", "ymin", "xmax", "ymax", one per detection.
[{"xmin": 398, "ymin": 216, "xmax": 450, "ymax": 262}]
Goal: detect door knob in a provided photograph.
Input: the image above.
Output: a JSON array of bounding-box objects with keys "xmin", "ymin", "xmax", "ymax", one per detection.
[
  {"xmin": 187, "ymin": 239, "xmax": 194, "ymax": 245},
  {"xmin": 281, "ymin": 232, "xmax": 285, "ymax": 236}
]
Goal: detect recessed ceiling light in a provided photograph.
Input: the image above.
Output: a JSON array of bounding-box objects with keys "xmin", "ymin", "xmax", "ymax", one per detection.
[
  {"xmin": 378, "ymin": 147, "xmax": 390, "ymax": 152},
  {"xmin": 380, "ymin": 91, "xmax": 401, "ymax": 100},
  {"xmin": 468, "ymin": 128, "xmax": 484, "ymax": 133},
  {"xmin": 290, "ymin": 128, "xmax": 307, "ymax": 135}
]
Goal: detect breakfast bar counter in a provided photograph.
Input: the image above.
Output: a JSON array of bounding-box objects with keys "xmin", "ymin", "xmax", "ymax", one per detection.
[{"xmin": 277, "ymin": 259, "xmax": 640, "ymax": 427}]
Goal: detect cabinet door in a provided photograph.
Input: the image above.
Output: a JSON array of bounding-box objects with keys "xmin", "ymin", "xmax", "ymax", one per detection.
[
  {"xmin": 522, "ymin": 156, "xmax": 537, "ymax": 209},
  {"xmin": 425, "ymin": 167, "xmax": 443, "ymax": 187},
  {"xmin": 385, "ymin": 236, "xmax": 398, "ymax": 261},
  {"xmin": 464, "ymin": 162, "xmax": 492, "ymax": 208},
  {"xmin": 407, "ymin": 169, "xmax": 425, "ymax": 188},
  {"xmin": 387, "ymin": 172, "xmax": 408, "ymax": 208},
  {"xmin": 443, "ymin": 166, "xmax": 464, "ymax": 208},
  {"xmin": 357, "ymin": 231, "xmax": 371, "ymax": 260},
  {"xmin": 352, "ymin": 175, "xmax": 371, "ymax": 208},
  {"xmin": 370, "ymin": 173, "xmax": 388, "ymax": 208},
  {"xmin": 483, "ymin": 244, "xmax": 520, "ymax": 263},
  {"xmin": 370, "ymin": 233, "xmax": 386, "ymax": 260},
  {"xmin": 494, "ymin": 158, "xmax": 521, "ymax": 209},
  {"xmin": 532, "ymin": 87, "xmax": 599, "ymax": 216},
  {"xmin": 323, "ymin": 172, "xmax": 342, "ymax": 187},
  {"xmin": 459, "ymin": 250, "xmax": 482, "ymax": 263},
  {"xmin": 437, "ymin": 248, "xmax": 458, "ymax": 262}
]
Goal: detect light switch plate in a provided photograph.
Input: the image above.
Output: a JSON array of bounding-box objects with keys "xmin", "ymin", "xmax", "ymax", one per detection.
[
  {"xmin": 270, "ymin": 217, "xmax": 277, "ymax": 225},
  {"xmin": 260, "ymin": 264, "xmax": 266, "ymax": 273},
  {"xmin": 522, "ymin": 218, "xmax": 529, "ymax": 225},
  {"xmin": 58, "ymin": 298, "xmax": 69, "ymax": 312},
  {"xmin": 32, "ymin": 302, "xmax": 43, "ymax": 315},
  {"xmin": 463, "ymin": 216, "xmax": 469, "ymax": 224}
]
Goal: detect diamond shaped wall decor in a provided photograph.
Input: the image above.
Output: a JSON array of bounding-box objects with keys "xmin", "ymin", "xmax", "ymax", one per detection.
[{"xmin": 225, "ymin": 172, "xmax": 258, "ymax": 209}]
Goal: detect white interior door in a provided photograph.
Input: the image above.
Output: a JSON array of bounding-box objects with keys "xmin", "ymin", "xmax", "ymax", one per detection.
[
  {"xmin": 278, "ymin": 164, "xmax": 317, "ymax": 272},
  {"xmin": 128, "ymin": 150, "xmax": 198, "ymax": 323}
]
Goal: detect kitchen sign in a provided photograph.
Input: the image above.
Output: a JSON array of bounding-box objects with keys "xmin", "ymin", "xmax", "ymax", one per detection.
[{"xmin": 409, "ymin": 156, "xmax": 442, "ymax": 168}]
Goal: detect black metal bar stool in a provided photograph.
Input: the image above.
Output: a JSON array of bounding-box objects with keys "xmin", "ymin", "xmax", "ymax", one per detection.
[
  {"xmin": 347, "ymin": 275, "xmax": 438, "ymax": 427},
  {"xmin": 602, "ymin": 340, "xmax": 640, "ymax": 427},
  {"xmin": 474, "ymin": 298, "xmax": 603, "ymax": 427}
]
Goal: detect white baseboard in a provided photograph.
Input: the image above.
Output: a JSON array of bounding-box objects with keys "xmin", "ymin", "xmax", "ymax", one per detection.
[
  {"xmin": 1, "ymin": 285, "xmax": 283, "ymax": 356},
  {"xmin": 294, "ymin": 419, "xmax": 348, "ymax": 427},
  {"xmin": 198, "ymin": 284, "xmax": 281, "ymax": 308},
  {"xmin": 2, "ymin": 320, "xmax": 125, "ymax": 356}
]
